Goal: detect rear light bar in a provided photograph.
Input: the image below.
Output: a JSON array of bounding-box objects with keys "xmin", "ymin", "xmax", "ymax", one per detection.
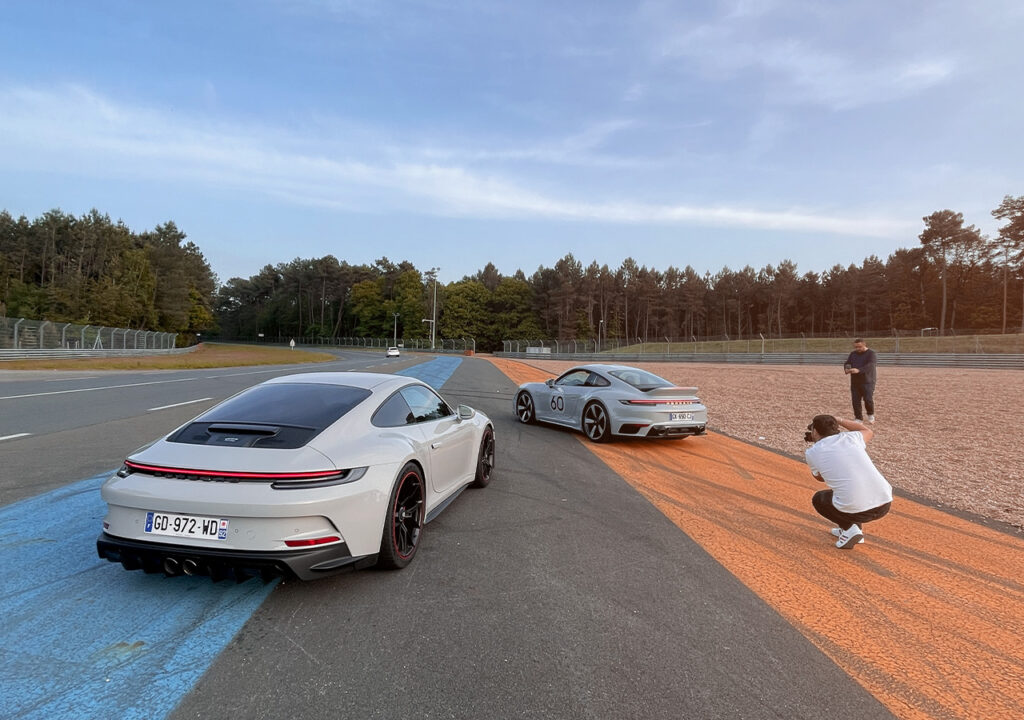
[
  {"xmin": 620, "ymin": 399, "xmax": 697, "ymax": 406},
  {"xmin": 122, "ymin": 460, "xmax": 342, "ymax": 481},
  {"xmin": 118, "ymin": 460, "xmax": 366, "ymax": 488}
]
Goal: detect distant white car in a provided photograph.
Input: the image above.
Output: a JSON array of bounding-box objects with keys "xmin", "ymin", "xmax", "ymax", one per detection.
[
  {"xmin": 97, "ymin": 372, "xmax": 495, "ymax": 581},
  {"xmin": 386, "ymin": 347, "xmax": 400, "ymax": 357}
]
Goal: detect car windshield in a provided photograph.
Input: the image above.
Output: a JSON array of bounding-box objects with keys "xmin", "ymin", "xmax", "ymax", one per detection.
[
  {"xmin": 607, "ymin": 368, "xmax": 673, "ymax": 391},
  {"xmin": 198, "ymin": 383, "xmax": 372, "ymax": 430}
]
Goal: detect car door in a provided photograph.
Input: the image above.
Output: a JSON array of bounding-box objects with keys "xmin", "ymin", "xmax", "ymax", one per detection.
[
  {"xmin": 400, "ymin": 385, "xmax": 476, "ymax": 496},
  {"xmin": 548, "ymin": 369, "xmax": 590, "ymax": 427},
  {"xmin": 531, "ymin": 379, "xmax": 557, "ymax": 424}
]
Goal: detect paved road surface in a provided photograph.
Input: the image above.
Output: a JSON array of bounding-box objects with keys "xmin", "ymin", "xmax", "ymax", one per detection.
[
  {"xmin": 7, "ymin": 353, "xmax": 1017, "ymax": 718},
  {"xmin": 168, "ymin": 357, "xmax": 890, "ymax": 719}
]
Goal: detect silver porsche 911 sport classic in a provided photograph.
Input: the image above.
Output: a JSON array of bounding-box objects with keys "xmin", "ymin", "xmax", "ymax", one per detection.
[
  {"xmin": 97, "ymin": 372, "xmax": 495, "ymax": 582},
  {"xmin": 514, "ymin": 364, "xmax": 707, "ymax": 442}
]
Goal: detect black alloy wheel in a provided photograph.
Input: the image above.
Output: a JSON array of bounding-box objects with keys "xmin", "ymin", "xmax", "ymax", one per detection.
[
  {"xmin": 472, "ymin": 427, "xmax": 495, "ymax": 488},
  {"xmin": 582, "ymin": 401, "xmax": 611, "ymax": 443},
  {"xmin": 515, "ymin": 391, "xmax": 536, "ymax": 424},
  {"xmin": 378, "ymin": 463, "xmax": 425, "ymax": 569}
]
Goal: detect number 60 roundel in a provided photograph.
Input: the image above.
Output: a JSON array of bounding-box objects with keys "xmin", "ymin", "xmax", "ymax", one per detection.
[{"xmin": 550, "ymin": 396, "xmax": 564, "ymax": 412}]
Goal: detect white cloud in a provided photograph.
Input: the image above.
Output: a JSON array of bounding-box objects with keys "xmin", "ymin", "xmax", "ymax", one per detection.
[
  {"xmin": 654, "ymin": 4, "xmax": 958, "ymax": 110},
  {"xmin": 0, "ymin": 84, "xmax": 912, "ymax": 238}
]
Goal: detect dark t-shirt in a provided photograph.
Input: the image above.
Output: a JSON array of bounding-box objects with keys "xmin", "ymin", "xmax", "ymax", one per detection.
[{"xmin": 845, "ymin": 348, "xmax": 877, "ymax": 385}]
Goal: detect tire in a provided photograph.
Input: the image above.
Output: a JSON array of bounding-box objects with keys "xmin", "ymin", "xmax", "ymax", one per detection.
[
  {"xmin": 472, "ymin": 426, "xmax": 495, "ymax": 488},
  {"xmin": 515, "ymin": 390, "xmax": 536, "ymax": 424},
  {"xmin": 582, "ymin": 401, "xmax": 611, "ymax": 443},
  {"xmin": 377, "ymin": 463, "xmax": 425, "ymax": 570}
]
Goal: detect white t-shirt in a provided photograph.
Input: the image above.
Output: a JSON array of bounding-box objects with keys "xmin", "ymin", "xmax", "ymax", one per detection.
[{"xmin": 805, "ymin": 431, "xmax": 893, "ymax": 513}]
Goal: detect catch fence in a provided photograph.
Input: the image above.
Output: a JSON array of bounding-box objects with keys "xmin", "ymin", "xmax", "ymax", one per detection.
[
  {"xmin": 499, "ymin": 334, "xmax": 1024, "ymax": 370},
  {"xmin": 502, "ymin": 332, "xmax": 1024, "ymax": 357},
  {"xmin": 1, "ymin": 317, "xmax": 179, "ymax": 360},
  {"xmin": 249, "ymin": 336, "xmax": 477, "ymax": 354}
]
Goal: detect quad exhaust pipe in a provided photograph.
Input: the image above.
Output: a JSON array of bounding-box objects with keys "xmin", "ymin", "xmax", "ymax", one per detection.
[
  {"xmin": 182, "ymin": 558, "xmax": 201, "ymax": 576},
  {"xmin": 162, "ymin": 557, "xmax": 181, "ymax": 576}
]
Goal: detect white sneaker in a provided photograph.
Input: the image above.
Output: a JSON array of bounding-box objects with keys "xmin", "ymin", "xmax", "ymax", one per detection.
[
  {"xmin": 867, "ymin": 415, "xmax": 875, "ymax": 424},
  {"xmin": 831, "ymin": 527, "xmax": 864, "ymax": 543},
  {"xmin": 835, "ymin": 524, "xmax": 864, "ymax": 549}
]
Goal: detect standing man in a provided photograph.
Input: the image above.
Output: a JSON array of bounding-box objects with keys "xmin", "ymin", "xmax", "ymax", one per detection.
[
  {"xmin": 844, "ymin": 338, "xmax": 877, "ymax": 423},
  {"xmin": 805, "ymin": 414, "xmax": 892, "ymax": 549}
]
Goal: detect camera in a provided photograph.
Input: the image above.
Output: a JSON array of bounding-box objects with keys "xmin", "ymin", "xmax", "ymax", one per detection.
[{"xmin": 804, "ymin": 423, "xmax": 815, "ymax": 442}]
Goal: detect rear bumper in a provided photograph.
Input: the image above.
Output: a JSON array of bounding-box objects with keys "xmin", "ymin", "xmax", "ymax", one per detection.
[
  {"xmin": 616, "ymin": 423, "xmax": 707, "ymax": 438},
  {"xmin": 644, "ymin": 424, "xmax": 706, "ymax": 438},
  {"xmin": 96, "ymin": 532, "xmax": 376, "ymax": 582}
]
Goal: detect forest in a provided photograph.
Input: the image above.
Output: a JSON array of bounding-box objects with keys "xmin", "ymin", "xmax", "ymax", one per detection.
[
  {"xmin": 0, "ymin": 209, "xmax": 217, "ymax": 342},
  {"xmin": 2, "ymin": 198, "xmax": 1023, "ymax": 352}
]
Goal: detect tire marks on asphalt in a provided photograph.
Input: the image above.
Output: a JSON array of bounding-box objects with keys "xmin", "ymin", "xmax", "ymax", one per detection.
[
  {"xmin": 488, "ymin": 356, "xmax": 1024, "ymax": 720},
  {"xmin": 0, "ymin": 474, "xmax": 276, "ymax": 720}
]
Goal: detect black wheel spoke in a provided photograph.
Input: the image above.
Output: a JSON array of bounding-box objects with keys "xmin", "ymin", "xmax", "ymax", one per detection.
[
  {"xmin": 517, "ymin": 393, "xmax": 534, "ymax": 422},
  {"xmin": 473, "ymin": 429, "xmax": 496, "ymax": 488},
  {"xmin": 584, "ymin": 404, "xmax": 608, "ymax": 441},
  {"xmin": 380, "ymin": 465, "xmax": 426, "ymax": 569}
]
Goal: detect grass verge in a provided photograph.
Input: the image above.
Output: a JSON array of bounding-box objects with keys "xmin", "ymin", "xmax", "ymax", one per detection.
[{"xmin": 0, "ymin": 343, "xmax": 337, "ymax": 370}]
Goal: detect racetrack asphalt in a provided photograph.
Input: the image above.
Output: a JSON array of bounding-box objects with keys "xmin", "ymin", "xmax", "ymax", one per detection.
[
  {"xmin": 169, "ymin": 356, "xmax": 893, "ymax": 720},
  {"xmin": 488, "ymin": 356, "xmax": 1024, "ymax": 720},
  {"xmin": 4, "ymin": 353, "xmax": 1020, "ymax": 718}
]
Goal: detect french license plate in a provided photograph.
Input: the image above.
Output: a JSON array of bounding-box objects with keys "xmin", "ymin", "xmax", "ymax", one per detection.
[
  {"xmin": 145, "ymin": 511, "xmax": 228, "ymax": 540},
  {"xmin": 669, "ymin": 412, "xmax": 694, "ymax": 422}
]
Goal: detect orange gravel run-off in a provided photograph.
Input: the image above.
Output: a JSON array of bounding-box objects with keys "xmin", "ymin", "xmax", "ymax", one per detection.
[{"xmin": 487, "ymin": 357, "xmax": 1024, "ymax": 720}]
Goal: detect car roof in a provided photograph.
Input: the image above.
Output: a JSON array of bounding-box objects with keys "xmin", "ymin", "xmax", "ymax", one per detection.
[
  {"xmin": 264, "ymin": 372, "xmax": 418, "ymax": 392},
  {"xmin": 569, "ymin": 364, "xmax": 640, "ymax": 374}
]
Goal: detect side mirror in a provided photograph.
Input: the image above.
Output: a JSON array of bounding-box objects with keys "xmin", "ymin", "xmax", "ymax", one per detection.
[
  {"xmin": 545, "ymin": 379, "xmax": 555, "ymax": 387},
  {"xmin": 457, "ymin": 404, "xmax": 476, "ymax": 420}
]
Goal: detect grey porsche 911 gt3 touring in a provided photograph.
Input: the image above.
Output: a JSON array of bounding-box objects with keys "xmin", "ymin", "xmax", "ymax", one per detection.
[{"xmin": 97, "ymin": 372, "xmax": 495, "ymax": 582}]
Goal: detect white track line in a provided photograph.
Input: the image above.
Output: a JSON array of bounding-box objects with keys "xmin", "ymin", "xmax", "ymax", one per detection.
[
  {"xmin": 0, "ymin": 377, "xmax": 196, "ymax": 400},
  {"xmin": 0, "ymin": 433, "xmax": 32, "ymax": 442},
  {"xmin": 147, "ymin": 398, "xmax": 214, "ymax": 412}
]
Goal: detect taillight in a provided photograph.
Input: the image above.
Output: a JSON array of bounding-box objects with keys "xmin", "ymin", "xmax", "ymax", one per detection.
[
  {"xmin": 619, "ymin": 399, "xmax": 697, "ymax": 406},
  {"xmin": 272, "ymin": 467, "xmax": 367, "ymax": 490},
  {"xmin": 121, "ymin": 460, "xmax": 367, "ymax": 488}
]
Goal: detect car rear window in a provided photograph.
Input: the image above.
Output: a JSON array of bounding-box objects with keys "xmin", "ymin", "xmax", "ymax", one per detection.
[
  {"xmin": 607, "ymin": 368, "xmax": 673, "ymax": 391},
  {"xmin": 167, "ymin": 383, "xmax": 371, "ymax": 448}
]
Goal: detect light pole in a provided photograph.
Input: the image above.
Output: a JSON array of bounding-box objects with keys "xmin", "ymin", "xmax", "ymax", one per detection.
[
  {"xmin": 425, "ymin": 267, "xmax": 439, "ymax": 350},
  {"xmin": 393, "ymin": 312, "xmax": 399, "ymax": 347},
  {"xmin": 598, "ymin": 319, "xmax": 604, "ymax": 352},
  {"xmin": 432, "ymin": 270, "xmax": 439, "ymax": 350},
  {"xmin": 422, "ymin": 318, "xmax": 434, "ymax": 349}
]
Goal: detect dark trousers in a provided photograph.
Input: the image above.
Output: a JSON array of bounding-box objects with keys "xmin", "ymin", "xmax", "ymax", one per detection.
[
  {"xmin": 850, "ymin": 382, "xmax": 875, "ymax": 419},
  {"xmin": 812, "ymin": 489, "xmax": 891, "ymax": 531}
]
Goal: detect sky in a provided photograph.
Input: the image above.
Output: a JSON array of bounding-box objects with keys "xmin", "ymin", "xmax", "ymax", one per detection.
[{"xmin": 1, "ymin": 0, "xmax": 1021, "ymax": 284}]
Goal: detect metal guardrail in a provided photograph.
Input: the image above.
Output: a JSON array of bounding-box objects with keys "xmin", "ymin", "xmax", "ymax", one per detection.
[
  {"xmin": 0, "ymin": 347, "xmax": 198, "ymax": 362},
  {"xmin": 494, "ymin": 351, "xmax": 1024, "ymax": 370}
]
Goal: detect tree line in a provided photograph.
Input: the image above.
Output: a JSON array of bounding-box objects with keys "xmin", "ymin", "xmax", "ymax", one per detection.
[
  {"xmin": 4, "ymin": 198, "xmax": 1023, "ymax": 352},
  {"xmin": 0, "ymin": 209, "xmax": 217, "ymax": 341},
  {"xmin": 217, "ymin": 199, "xmax": 1024, "ymax": 351}
]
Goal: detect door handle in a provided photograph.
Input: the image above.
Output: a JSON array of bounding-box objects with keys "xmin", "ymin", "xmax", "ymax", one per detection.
[{"xmin": 431, "ymin": 442, "xmax": 443, "ymax": 449}]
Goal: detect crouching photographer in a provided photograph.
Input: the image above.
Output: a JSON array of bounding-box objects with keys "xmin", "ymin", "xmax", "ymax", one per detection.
[{"xmin": 804, "ymin": 414, "xmax": 893, "ymax": 549}]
